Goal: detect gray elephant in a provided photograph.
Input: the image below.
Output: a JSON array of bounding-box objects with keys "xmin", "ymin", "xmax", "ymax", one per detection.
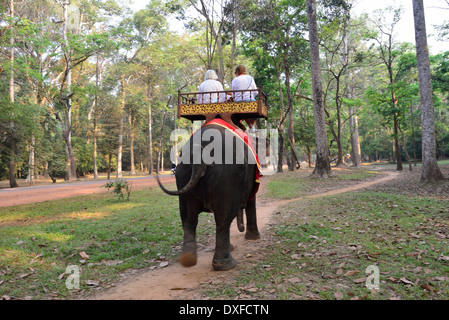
[{"xmin": 157, "ymin": 119, "xmax": 261, "ymax": 271}]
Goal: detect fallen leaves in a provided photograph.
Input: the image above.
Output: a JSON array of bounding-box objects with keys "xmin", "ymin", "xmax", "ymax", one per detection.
[
  {"xmin": 86, "ymin": 280, "xmax": 100, "ymax": 287},
  {"xmin": 79, "ymin": 251, "xmax": 89, "ymax": 260},
  {"xmin": 437, "ymin": 254, "xmax": 449, "ymax": 261},
  {"xmin": 344, "ymin": 270, "xmax": 360, "ymax": 277},
  {"xmin": 287, "ymin": 277, "xmax": 301, "ymax": 284},
  {"xmin": 420, "ymin": 284, "xmax": 435, "ymax": 292},
  {"xmin": 334, "ymin": 291, "xmax": 344, "ymax": 300},
  {"xmin": 353, "ymin": 277, "xmax": 367, "ymax": 284},
  {"xmin": 399, "ymin": 277, "xmax": 414, "ymax": 286},
  {"xmin": 405, "ymin": 250, "xmax": 425, "ymax": 260}
]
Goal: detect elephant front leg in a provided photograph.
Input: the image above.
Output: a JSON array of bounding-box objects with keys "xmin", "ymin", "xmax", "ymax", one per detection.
[
  {"xmin": 245, "ymin": 197, "xmax": 260, "ymax": 240},
  {"xmin": 212, "ymin": 221, "xmax": 237, "ymax": 271}
]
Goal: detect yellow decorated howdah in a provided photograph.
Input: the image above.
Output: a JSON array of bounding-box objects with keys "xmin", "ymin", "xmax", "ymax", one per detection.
[{"xmin": 177, "ymin": 88, "xmax": 268, "ymax": 122}]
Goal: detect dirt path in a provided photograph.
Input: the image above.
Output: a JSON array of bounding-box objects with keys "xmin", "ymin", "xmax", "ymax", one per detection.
[
  {"xmin": 91, "ymin": 171, "xmax": 399, "ymax": 300},
  {"xmin": 0, "ymin": 175, "xmax": 175, "ymax": 208}
]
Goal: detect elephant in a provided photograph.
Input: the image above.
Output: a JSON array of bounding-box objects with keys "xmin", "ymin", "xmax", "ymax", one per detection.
[{"xmin": 157, "ymin": 118, "xmax": 261, "ymax": 271}]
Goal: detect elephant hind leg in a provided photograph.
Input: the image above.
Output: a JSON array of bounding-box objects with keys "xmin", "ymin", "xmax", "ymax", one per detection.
[
  {"xmin": 180, "ymin": 225, "xmax": 198, "ymax": 268},
  {"xmin": 244, "ymin": 198, "xmax": 260, "ymax": 240},
  {"xmin": 212, "ymin": 215, "xmax": 237, "ymax": 271},
  {"xmin": 237, "ymin": 209, "xmax": 245, "ymax": 232},
  {"xmin": 179, "ymin": 197, "xmax": 201, "ymax": 268}
]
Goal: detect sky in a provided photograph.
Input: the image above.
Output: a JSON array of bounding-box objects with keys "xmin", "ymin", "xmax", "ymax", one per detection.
[
  {"xmin": 351, "ymin": 0, "xmax": 449, "ymax": 54},
  {"xmin": 130, "ymin": 0, "xmax": 449, "ymax": 55}
]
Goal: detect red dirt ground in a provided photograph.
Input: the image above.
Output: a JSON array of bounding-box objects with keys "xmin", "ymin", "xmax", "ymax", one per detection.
[{"xmin": 0, "ymin": 175, "xmax": 176, "ymax": 208}]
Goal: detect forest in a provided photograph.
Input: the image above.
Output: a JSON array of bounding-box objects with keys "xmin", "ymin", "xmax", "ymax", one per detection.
[{"xmin": 1, "ymin": 0, "xmax": 448, "ymax": 187}]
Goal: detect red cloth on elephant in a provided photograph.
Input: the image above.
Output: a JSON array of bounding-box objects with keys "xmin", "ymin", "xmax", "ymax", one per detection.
[{"xmin": 203, "ymin": 118, "xmax": 262, "ymax": 199}]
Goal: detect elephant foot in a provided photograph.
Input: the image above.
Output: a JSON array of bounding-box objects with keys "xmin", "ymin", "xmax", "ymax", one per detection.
[
  {"xmin": 212, "ymin": 256, "xmax": 237, "ymax": 271},
  {"xmin": 245, "ymin": 231, "xmax": 261, "ymax": 240},
  {"xmin": 180, "ymin": 252, "xmax": 197, "ymax": 267}
]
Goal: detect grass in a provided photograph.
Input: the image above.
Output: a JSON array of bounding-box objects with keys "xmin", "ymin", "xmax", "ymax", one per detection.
[
  {"xmin": 0, "ymin": 170, "xmax": 159, "ymax": 189},
  {"xmin": 1, "ymin": 165, "xmax": 448, "ymax": 300},
  {"xmin": 263, "ymin": 167, "xmax": 380, "ymax": 199},
  {"xmin": 199, "ymin": 167, "xmax": 449, "ymax": 300},
  {"xmin": 0, "ymin": 184, "xmax": 216, "ymax": 300}
]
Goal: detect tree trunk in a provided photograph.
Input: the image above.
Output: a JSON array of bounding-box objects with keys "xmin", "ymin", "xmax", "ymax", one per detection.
[
  {"xmin": 277, "ymin": 76, "xmax": 285, "ymax": 173},
  {"xmin": 217, "ymin": 34, "xmax": 225, "ymax": 84},
  {"xmin": 26, "ymin": 136, "xmax": 36, "ymax": 185},
  {"xmin": 410, "ymin": 103, "xmax": 417, "ymax": 166},
  {"xmin": 307, "ymin": 0, "xmax": 331, "ymax": 177},
  {"xmin": 61, "ymin": 1, "xmax": 77, "ymax": 180},
  {"xmin": 148, "ymin": 89, "xmax": 154, "ymax": 175},
  {"xmin": 284, "ymin": 60, "xmax": 296, "ymax": 171},
  {"xmin": 394, "ymin": 116, "xmax": 403, "ymax": 170},
  {"xmin": 307, "ymin": 145, "xmax": 312, "ymax": 167},
  {"xmin": 349, "ymin": 106, "xmax": 362, "ymax": 167},
  {"xmin": 402, "ymin": 134, "xmax": 412, "ymax": 171},
  {"xmin": 8, "ymin": 140, "xmax": 19, "ymax": 188},
  {"xmin": 117, "ymin": 76, "xmax": 125, "ymax": 178},
  {"xmin": 8, "ymin": 0, "xmax": 19, "ymax": 188},
  {"xmin": 93, "ymin": 117, "xmax": 98, "ymax": 178},
  {"xmin": 412, "ymin": 0, "xmax": 444, "ymax": 182},
  {"xmin": 129, "ymin": 116, "xmax": 136, "ymax": 175},
  {"xmin": 107, "ymin": 153, "xmax": 112, "ymax": 180},
  {"xmin": 92, "ymin": 52, "xmax": 101, "ymax": 179},
  {"xmin": 229, "ymin": 1, "xmax": 238, "ymax": 84}
]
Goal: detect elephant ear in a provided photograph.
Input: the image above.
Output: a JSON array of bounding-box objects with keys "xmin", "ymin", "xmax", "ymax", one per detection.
[{"xmin": 157, "ymin": 164, "xmax": 206, "ymax": 196}]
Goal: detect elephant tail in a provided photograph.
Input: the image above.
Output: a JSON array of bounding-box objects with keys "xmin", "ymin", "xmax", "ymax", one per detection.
[{"xmin": 157, "ymin": 164, "xmax": 206, "ymax": 196}]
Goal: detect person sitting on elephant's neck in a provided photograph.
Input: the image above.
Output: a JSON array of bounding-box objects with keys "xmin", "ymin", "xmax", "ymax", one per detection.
[{"xmin": 197, "ymin": 70, "xmax": 226, "ymax": 104}]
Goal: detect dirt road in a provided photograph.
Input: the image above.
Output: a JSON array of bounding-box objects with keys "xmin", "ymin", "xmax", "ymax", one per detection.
[
  {"xmin": 91, "ymin": 171, "xmax": 399, "ymax": 300},
  {"xmin": 0, "ymin": 175, "xmax": 176, "ymax": 208}
]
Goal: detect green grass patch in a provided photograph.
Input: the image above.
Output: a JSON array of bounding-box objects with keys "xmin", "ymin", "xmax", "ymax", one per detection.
[
  {"xmin": 0, "ymin": 185, "xmax": 212, "ymax": 300},
  {"xmin": 264, "ymin": 175, "xmax": 308, "ymax": 199},
  {"xmin": 334, "ymin": 170, "xmax": 378, "ymax": 181},
  {"xmin": 263, "ymin": 168, "xmax": 381, "ymax": 200},
  {"xmin": 200, "ymin": 190, "xmax": 449, "ymax": 300}
]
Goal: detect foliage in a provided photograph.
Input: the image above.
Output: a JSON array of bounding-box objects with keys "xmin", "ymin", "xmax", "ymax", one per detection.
[
  {"xmin": 101, "ymin": 179, "xmax": 132, "ymax": 200},
  {"xmin": 1, "ymin": 0, "xmax": 449, "ymax": 186}
]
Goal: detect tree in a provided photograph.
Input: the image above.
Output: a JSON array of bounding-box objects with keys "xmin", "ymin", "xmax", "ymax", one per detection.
[
  {"xmin": 320, "ymin": 1, "xmax": 358, "ymax": 167},
  {"xmin": 187, "ymin": 0, "xmax": 235, "ymax": 84},
  {"xmin": 412, "ymin": 0, "xmax": 444, "ymax": 181},
  {"xmin": 306, "ymin": 0, "xmax": 331, "ymax": 177},
  {"xmin": 6, "ymin": 0, "xmax": 19, "ymax": 187},
  {"xmin": 370, "ymin": 6, "xmax": 405, "ymax": 171},
  {"xmin": 239, "ymin": 0, "xmax": 309, "ymax": 171}
]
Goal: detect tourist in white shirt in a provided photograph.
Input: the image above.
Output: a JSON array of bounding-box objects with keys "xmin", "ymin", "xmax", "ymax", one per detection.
[
  {"xmin": 231, "ymin": 65, "xmax": 258, "ymax": 132},
  {"xmin": 231, "ymin": 65, "xmax": 257, "ymax": 102},
  {"xmin": 197, "ymin": 70, "xmax": 226, "ymax": 104}
]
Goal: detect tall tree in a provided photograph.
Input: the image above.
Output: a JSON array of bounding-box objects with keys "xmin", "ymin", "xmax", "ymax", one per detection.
[
  {"xmin": 412, "ymin": 0, "xmax": 444, "ymax": 181},
  {"xmin": 239, "ymin": 0, "xmax": 308, "ymax": 171},
  {"xmin": 7, "ymin": 0, "xmax": 19, "ymax": 187},
  {"xmin": 370, "ymin": 6, "xmax": 404, "ymax": 171},
  {"xmin": 55, "ymin": 0, "xmax": 77, "ymax": 180},
  {"xmin": 306, "ymin": 0, "xmax": 331, "ymax": 177},
  {"xmin": 187, "ymin": 0, "xmax": 234, "ymax": 84}
]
